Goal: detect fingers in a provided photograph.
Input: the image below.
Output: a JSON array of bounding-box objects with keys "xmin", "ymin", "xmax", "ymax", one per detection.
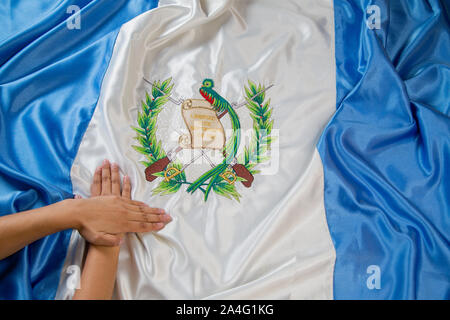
[
  {"xmin": 127, "ymin": 221, "xmax": 166, "ymax": 233},
  {"xmin": 101, "ymin": 159, "xmax": 112, "ymax": 195},
  {"xmin": 91, "ymin": 167, "xmax": 102, "ymax": 197},
  {"xmin": 89, "ymin": 160, "xmax": 171, "ymax": 235},
  {"xmin": 94, "ymin": 233, "xmax": 123, "ymax": 247},
  {"xmin": 122, "ymin": 175, "xmax": 131, "ymax": 199},
  {"xmin": 96, "ymin": 160, "xmax": 127, "ymax": 197},
  {"xmin": 111, "ymin": 163, "xmax": 121, "ymax": 196},
  {"xmin": 123, "ymin": 204, "xmax": 172, "ymax": 230},
  {"xmin": 127, "ymin": 211, "xmax": 172, "ymax": 224},
  {"xmin": 123, "ymin": 204, "xmax": 163, "ymax": 214}
]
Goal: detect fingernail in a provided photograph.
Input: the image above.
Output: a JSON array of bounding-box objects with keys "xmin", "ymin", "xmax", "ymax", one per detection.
[
  {"xmin": 103, "ymin": 159, "xmax": 109, "ymax": 166},
  {"xmin": 159, "ymin": 209, "xmax": 165, "ymax": 214},
  {"xmin": 124, "ymin": 175, "xmax": 130, "ymax": 182},
  {"xmin": 111, "ymin": 162, "xmax": 118, "ymax": 169},
  {"xmin": 119, "ymin": 238, "xmax": 124, "ymax": 245},
  {"xmin": 155, "ymin": 223, "xmax": 164, "ymax": 228}
]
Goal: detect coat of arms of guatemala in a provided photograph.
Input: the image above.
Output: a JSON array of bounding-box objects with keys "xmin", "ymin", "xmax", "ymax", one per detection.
[{"xmin": 131, "ymin": 77, "xmax": 275, "ymax": 202}]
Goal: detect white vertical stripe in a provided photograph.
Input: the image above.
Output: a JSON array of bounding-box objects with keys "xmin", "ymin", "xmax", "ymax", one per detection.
[{"xmin": 57, "ymin": 0, "xmax": 336, "ymax": 299}]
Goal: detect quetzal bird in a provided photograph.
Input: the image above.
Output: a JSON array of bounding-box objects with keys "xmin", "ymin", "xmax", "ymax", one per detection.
[{"xmin": 186, "ymin": 79, "xmax": 241, "ymax": 200}]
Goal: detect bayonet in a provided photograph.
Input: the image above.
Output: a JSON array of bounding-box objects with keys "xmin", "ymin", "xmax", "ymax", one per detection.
[
  {"xmin": 143, "ymin": 78, "xmax": 183, "ymax": 105},
  {"xmin": 218, "ymin": 84, "xmax": 274, "ymax": 119}
]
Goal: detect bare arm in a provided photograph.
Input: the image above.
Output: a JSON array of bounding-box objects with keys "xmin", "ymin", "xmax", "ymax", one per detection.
[
  {"xmin": 0, "ymin": 199, "xmax": 77, "ymax": 260},
  {"xmin": 0, "ymin": 160, "xmax": 168, "ymax": 261},
  {"xmin": 72, "ymin": 244, "xmax": 121, "ymax": 300},
  {"xmin": 73, "ymin": 162, "xmax": 171, "ymax": 300}
]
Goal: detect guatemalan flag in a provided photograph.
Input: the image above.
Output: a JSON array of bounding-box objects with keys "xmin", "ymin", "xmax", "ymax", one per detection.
[{"xmin": 0, "ymin": 0, "xmax": 448, "ymax": 300}]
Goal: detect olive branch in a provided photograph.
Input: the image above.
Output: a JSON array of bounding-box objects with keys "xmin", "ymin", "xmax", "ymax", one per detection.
[{"xmin": 238, "ymin": 80, "xmax": 275, "ymax": 175}]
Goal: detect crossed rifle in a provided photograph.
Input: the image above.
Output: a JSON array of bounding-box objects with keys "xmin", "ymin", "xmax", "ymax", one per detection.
[{"xmin": 142, "ymin": 78, "xmax": 273, "ymax": 188}]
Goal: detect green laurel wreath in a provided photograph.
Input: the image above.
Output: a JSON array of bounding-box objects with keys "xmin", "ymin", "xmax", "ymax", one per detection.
[
  {"xmin": 131, "ymin": 78, "xmax": 173, "ymax": 166},
  {"xmin": 132, "ymin": 78, "xmax": 275, "ymax": 202},
  {"xmin": 238, "ymin": 80, "xmax": 275, "ymax": 175}
]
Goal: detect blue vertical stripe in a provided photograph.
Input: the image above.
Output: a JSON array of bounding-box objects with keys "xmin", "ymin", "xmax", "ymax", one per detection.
[
  {"xmin": 319, "ymin": 0, "xmax": 450, "ymax": 299},
  {"xmin": 0, "ymin": 0, "xmax": 158, "ymax": 300}
]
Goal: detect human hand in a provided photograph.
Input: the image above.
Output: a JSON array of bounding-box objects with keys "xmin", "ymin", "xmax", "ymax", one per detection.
[{"xmin": 73, "ymin": 160, "xmax": 172, "ymax": 246}]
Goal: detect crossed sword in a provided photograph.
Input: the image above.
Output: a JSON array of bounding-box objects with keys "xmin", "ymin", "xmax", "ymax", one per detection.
[{"xmin": 142, "ymin": 78, "xmax": 273, "ymax": 189}]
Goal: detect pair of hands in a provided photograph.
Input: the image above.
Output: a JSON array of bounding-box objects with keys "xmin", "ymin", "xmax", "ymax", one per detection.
[{"xmin": 73, "ymin": 160, "xmax": 172, "ymax": 246}]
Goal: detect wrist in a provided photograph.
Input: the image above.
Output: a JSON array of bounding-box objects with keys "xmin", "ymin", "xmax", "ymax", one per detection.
[{"xmin": 60, "ymin": 198, "xmax": 84, "ymax": 230}]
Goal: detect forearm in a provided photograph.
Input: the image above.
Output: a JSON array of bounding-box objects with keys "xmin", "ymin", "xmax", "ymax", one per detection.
[
  {"xmin": 0, "ymin": 199, "xmax": 78, "ymax": 260},
  {"xmin": 73, "ymin": 244, "xmax": 121, "ymax": 300}
]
